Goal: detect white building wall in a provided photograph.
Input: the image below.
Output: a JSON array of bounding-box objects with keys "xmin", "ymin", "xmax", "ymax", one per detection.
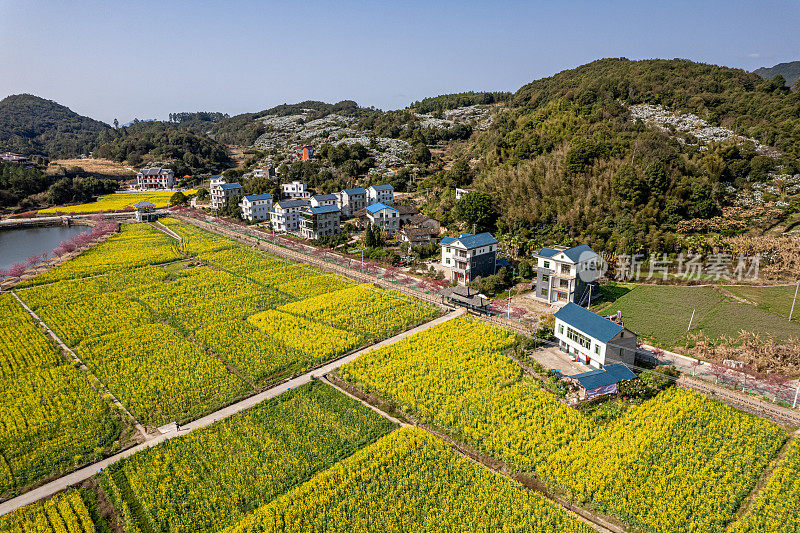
[{"xmin": 554, "ymin": 317, "xmax": 606, "ymax": 369}]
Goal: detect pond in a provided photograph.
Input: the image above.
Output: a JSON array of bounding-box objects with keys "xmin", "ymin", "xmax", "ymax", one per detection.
[{"xmin": 0, "ymin": 225, "xmax": 90, "ymax": 271}]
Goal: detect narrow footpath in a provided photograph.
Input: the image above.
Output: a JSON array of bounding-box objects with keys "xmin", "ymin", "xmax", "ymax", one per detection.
[{"xmin": 0, "ymin": 308, "xmax": 464, "ymax": 517}]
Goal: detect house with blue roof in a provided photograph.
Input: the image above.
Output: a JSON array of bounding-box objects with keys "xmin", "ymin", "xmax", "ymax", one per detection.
[
  {"xmin": 299, "ymin": 204, "xmax": 341, "ymax": 240},
  {"xmin": 568, "ymin": 363, "xmax": 637, "ymax": 400},
  {"xmin": 365, "ymin": 203, "xmax": 400, "ymax": 235},
  {"xmin": 440, "ymin": 232, "xmax": 498, "ymax": 284},
  {"xmin": 553, "ymin": 302, "xmax": 637, "ymax": 369},
  {"xmin": 367, "ymin": 184, "xmax": 394, "ymax": 206},
  {"xmin": 310, "ymin": 193, "xmax": 338, "ymax": 208},
  {"xmin": 531, "ymin": 244, "xmax": 601, "ymax": 305},
  {"xmin": 238, "ymin": 193, "xmax": 273, "ymax": 221},
  {"xmin": 210, "ymin": 182, "xmax": 242, "ymax": 210},
  {"xmin": 336, "ymin": 188, "xmax": 367, "ymax": 218},
  {"xmin": 270, "ymin": 199, "xmax": 309, "ymax": 233}
]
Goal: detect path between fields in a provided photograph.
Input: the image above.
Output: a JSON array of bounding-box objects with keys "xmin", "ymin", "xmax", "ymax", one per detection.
[
  {"xmin": 10, "ymin": 291, "xmax": 148, "ymax": 441},
  {"xmin": 0, "ymin": 307, "xmax": 464, "ymax": 517}
]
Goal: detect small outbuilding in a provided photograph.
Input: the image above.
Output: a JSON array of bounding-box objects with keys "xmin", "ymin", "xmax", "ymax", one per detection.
[
  {"xmin": 440, "ymin": 285, "xmax": 490, "ymax": 313},
  {"xmin": 568, "ymin": 363, "xmax": 637, "ymax": 400},
  {"xmin": 133, "ymin": 201, "xmax": 158, "ymax": 222}
]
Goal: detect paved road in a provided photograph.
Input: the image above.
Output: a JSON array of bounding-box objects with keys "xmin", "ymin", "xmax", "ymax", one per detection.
[{"xmin": 0, "ymin": 308, "xmax": 463, "ymax": 517}]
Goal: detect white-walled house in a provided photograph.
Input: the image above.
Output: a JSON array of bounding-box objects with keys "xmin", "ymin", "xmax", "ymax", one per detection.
[
  {"xmin": 270, "ymin": 199, "xmax": 307, "ymax": 233},
  {"xmin": 367, "ymin": 184, "xmax": 394, "ymax": 206},
  {"xmin": 310, "ymin": 193, "xmax": 338, "ymax": 208},
  {"xmin": 281, "ymin": 181, "xmax": 310, "ymax": 199},
  {"xmin": 365, "ymin": 203, "xmax": 399, "ymax": 234},
  {"xmin": 239, "ymin": 193, "xmax": 273, "ymax": 221},
  {"xmin": 553, "ymin": 302, "xmax": 637, "ymax": 369},
  {"xmin": 137, "ymin": 167, "xmax": 175, "ymax": 189},
  {"xmin": 299, "ymin": 205, "xmax": 341, "ymax": 239},
  {"xmin": 210, "ymin": 182, "xmax": 242, "ymax": 210},
  {"xmin": 440, "ymin": 232, "xmax": 497, "ymax": 284},
  {"xmin": 336, "ymin": 188, "xmax": 367, "ymax": 218},
  {"xmin": 531, "ymin": 244, "xmax": 601, "ymax": 305}
]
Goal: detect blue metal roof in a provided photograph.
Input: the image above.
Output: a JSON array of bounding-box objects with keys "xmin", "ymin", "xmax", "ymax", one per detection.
[
  {"xmin": 242, "ymin": 193, "xmax": 272, "ymax": 201},
  {"xmin": 219, "ymin": 183, "xmax": 242, "ymax": 190},
  {"xmin": 312, "ymin": 194, "xmax": 337, "ymax": 201},
  {"xmin": 342, "ymin": 188, "xmax": 366, "ymax": 195},
  {"xmin": 571, "ymin": 364, "xmax": 636, "ymax": 390},
  {"xmin": 369, "ymin": 184, "xmax": 393, "ymax": 191},
  {"xmin": 561, "ymin": 244, "xmax": 597, "ymax": 263},
  {"xmin": 538, "ymin": 247, "xmax": 560, "ymax": 258},
  {"xmin": 275, "ymin": 199, "xmax": 308, "ymax": 208},
  {"xmin": 440, "ymin": 236, "xmax": 456, "ymax": 245},
  {"xmin": 554, "ymin": 302, "xmax": 625, "ymax": 343},
  {"xmin": 456, "ymin": 232, "xmax": 497, "ymax": 249},
  {"xmin": 366, "ymin": 202, "xmax": 398, "ymax": 214},
  {"xmin": 305, "ymin": 205, "xmax": 340, "ymax": 215}
]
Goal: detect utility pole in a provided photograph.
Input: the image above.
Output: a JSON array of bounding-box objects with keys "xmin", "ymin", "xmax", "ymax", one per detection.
[
  {"xmin": 794, "ymin": 380, "xmax": 800, "ymax": 409},
  {"xmin": 687, "ymin": 308, "xmax": 695, "ymax": 332},
  {"xmin": 587, "ymin": 284, "xmax": 593, "ymax": 308},
  {"xmin": 790, "ymin": 280, "xmax": 799, "ymax": 322},
  {"xmin": 507, "ymin": 267, "xmax": 515, "ymax": 319}
]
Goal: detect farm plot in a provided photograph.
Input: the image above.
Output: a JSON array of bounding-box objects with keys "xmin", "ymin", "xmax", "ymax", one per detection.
[
  {"xmin": 730, "ymin": 437, "xmax": 800, "ymax": 533},
  {"xmin": 39, "ymin": 191, "xmax": 195, "ymax": 214},
  {"xmin": 0, "ymin": 294, "xmax": 121, "ymax": 497},
  {"xmin": 248, "ymin": 310, "xmax": 362, "ymax": 361},
  {"xmin": 102, "ymin": 382, "xmax": 394, "ymax": 533},
  {"xmin": 17, "ymin": 223, "xmax": 182, "ymax": 288},
  {"xmin": 538, "ymin": 387, "xmax": 787, "ymax": 533},
  {"xmin": 78, "ymin": 323, "xmax": 249, "ymax": 426},
  {"xmin": 135, "ymin": 266, "xmax": 291, "ymax": 329},
  {"xmin": 225, "ymin": 427, "xmax": 595, "ymax": 533},
  {"xmin": 0, "ymin": 489, "xmax": 96, "ymax": 532},
  {"xmin": 160, "ymin": 217, "xmax": 237, "ymax": 255},
  {"xmin": 194, "ymin": 320, "xmax": 308, "ymax": 385},
  {"xmin": 340, "ymin": 317, "xmax": 593, "ymax": 471},
  {"xmin": 279, "ymin": 284, "xmax": 438, "ymax": 341},
  {"xmin": 341, "ymin": 318, "xmax": 789, "ymax": 533},
  {"xmin": 594, "ymin": 284, "xmax": 800, "ymax": 346}
]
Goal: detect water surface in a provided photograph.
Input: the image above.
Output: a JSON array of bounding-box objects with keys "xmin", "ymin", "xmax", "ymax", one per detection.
[{"xmin": 0, "ymin": 225, "xmax": 90, "ymax": 271}]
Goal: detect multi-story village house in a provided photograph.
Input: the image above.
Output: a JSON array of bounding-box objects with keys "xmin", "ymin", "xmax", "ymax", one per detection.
[
  {"xmin": 531, "ymin": 244, "xmax": 601, "ymax": 305},
  {"xmin": 281, "ymin": 180, "xmax": 311, "ymax": 200},
  {"xmin": 365, "ymin": 203, "xmax": 400, "ymax": 235},
  {"xmin": 336, "ymin": 188, "xmax": 367, "ymax": 218},
  {"xmin": 137, "ymin": 167, "xmax": 175, "ymax": 189},
  {"xmin": 366, "ymin": 184, "xmax": 394, "ymax": 206},
  {"xmin": 210, "ymin": 182, "xmax": 242, "ymax": 210},
  {"xmin": 270, "ymin": 199, "xmax": 307, "ymax": 233},
  {"xmin": 238, "ymin": 193, "xmax": 273, "ymax": 221},
  {"xmin": 440, "ymin": 232, "xmax": 498, "ymax": 284},
  {"xmin": 299, "ymin": 205, "xmax": 341, "ymax": 239}
]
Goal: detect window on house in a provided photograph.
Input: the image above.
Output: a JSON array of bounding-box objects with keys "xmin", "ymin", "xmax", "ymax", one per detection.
[
  {"xmin": 594, "ymin": 344, "xmax": 600, "ymax": 355},
  {"xmin": 543, "ymin": 261, "xmax": 550, "ymax": 269},
  {"xmin": 541, "ymin": 288, "xmax": 548, "ymax": 297},
  {"xmin": 566, "ymin": 327, "xmax": 592, "ymax": 350},
  {"xmin": 541, "ymin": 274, "xmax": 550, "ymax": 283},
  {"xmin": 558, "ymin": 324, "xmax": 564, "ymax": 334}
]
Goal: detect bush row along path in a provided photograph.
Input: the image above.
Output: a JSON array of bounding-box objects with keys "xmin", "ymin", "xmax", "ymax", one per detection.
[{"xmin": 0, "ymin": 308, "xmax": 465, "ymax": 517}]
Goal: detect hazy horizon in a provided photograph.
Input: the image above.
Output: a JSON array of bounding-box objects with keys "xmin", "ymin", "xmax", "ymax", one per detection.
[{"xmin": 2, "ymin": 0, "xmax": 798, "ymax": 125}]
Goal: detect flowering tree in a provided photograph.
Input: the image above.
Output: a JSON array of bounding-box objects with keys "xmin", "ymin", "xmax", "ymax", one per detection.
[{"xmin": 6, "ymin": 262, "xmax": 28, "ymax": 278}]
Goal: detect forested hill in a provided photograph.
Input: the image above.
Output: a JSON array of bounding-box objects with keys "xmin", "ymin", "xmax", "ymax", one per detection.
[
  {"xmin": 0, "ymin": 94, "xmax": 110, "ymax": 157},
  {"xmin": 458, "ymin": 58, "xmax": 800, "ymax": 255},
  {"xmin": 753, "ymin": 61, "xmax": 800, "ymax": 90}
]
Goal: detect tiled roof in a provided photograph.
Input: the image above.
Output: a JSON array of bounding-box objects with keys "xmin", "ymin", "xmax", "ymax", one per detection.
[
  {"xmin": 242, "ymin": 193, "xmax": 272, "ymax": 202},
  {"xmin": 570, "ymin": 364, "xmax": 637, "ymax": 389},
  {"xmin": 219, "ymin": 183, "xmax": 242, "ymax": 190},
  {"xmin": 132, "ymin": 201, "xmax": 155, "ymax": 208},
  {"xmin": 455, "ymin": 232, "xmax": 497, "ymax": 249},
  {"xmin": 554, "ymin": 302, "xmax": 625, "ymax": 343},
  {"xmin": 369, "ymin": 184, "xmax": 394, "ymax": 191},
  {"xmin": 365, "ymin": 202, "xmax": 398, "ymax": 214},
  {"xmin": 342, "ymin": 188, "xmax": 366, "ymax": 195},
  {"xmin": 304, "ymin": 205, "xmax": 340, "ymax": 215},
  {"xmin": 312, "ymin": 194, "xmax": 337, "ymax": 201},
  {"xmin": 440, "ymin": 236, "xmax": 456, "ymax": 245},
  {"xmin": 275, "ymin": 199, "xmax": 308, "ymax": 209},
  {"xmin": 395, "ymin": 204, "xmax": 419, "ymax": 215},
  {"xmin": 561, "ymin": 244, "xmax": 598, "ymax": 263},
  {"xmin": 139, "ymin": 167, "xmax": 171, "ymax": 176},
  {"xmin": 537, "ymin": 247, "xmax": 561, "ymax": 258}
]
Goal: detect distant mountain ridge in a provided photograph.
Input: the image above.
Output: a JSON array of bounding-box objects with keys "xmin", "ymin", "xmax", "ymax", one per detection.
[
  {"xmin": 753, "ymin": 60, "xmax": 800, "ymax": 89},
  {"xmin": 0, "ymin": 94, "xmax": 110, "ymax": 157}
]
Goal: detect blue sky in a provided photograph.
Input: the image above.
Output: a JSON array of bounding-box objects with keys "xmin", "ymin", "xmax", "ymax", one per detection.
[{"xmin": 1, "ymin": 0, "xmax": 798, "ymax": 124}]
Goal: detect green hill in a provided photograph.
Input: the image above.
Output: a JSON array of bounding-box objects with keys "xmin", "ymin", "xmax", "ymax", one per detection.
[
  {"xmin": 753, "ymin": 60, "xmax": 800, "ymax": 90},
  {"xmin": 0, "ymin": 94, "xmax": 110, "ymax": 157}
]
